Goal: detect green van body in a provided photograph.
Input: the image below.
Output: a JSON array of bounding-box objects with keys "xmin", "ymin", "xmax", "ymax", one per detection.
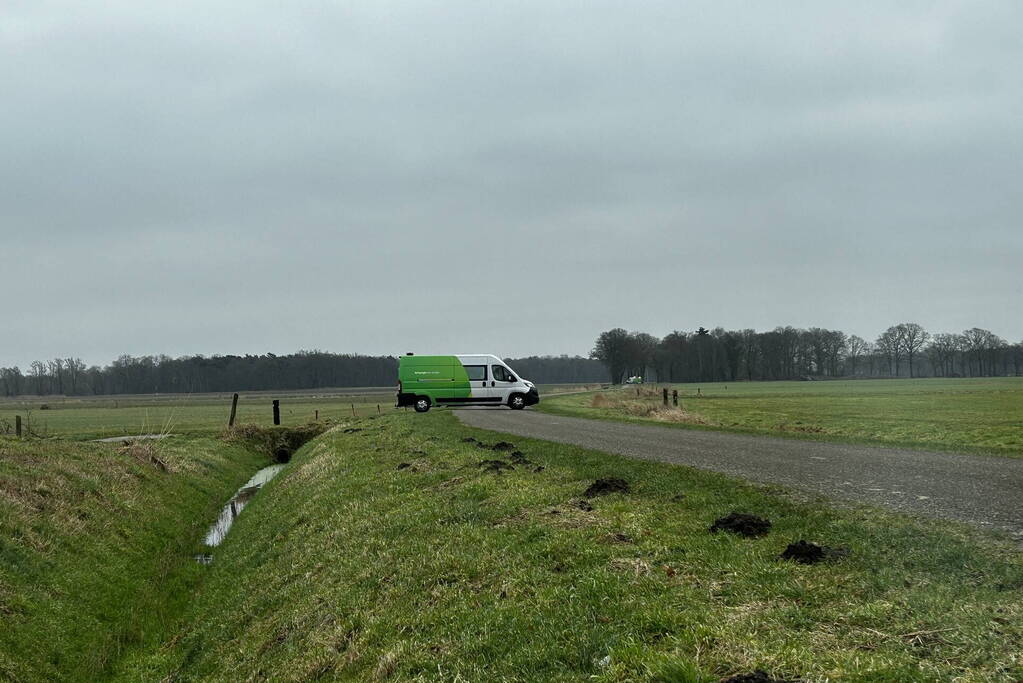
[{"xmin": 397, "ymin": 355, "xmax": 473, "ymax": 402}]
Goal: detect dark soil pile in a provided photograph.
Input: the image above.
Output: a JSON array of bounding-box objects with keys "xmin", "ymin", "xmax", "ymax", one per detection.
[
  {"xmin": 478, "ymin": 459, "xmax": 514, "ymax": 472},
  {"xmin": 779, "ymin": 540, "xmax": 849, "ymax": 564},
  {"xmin": 460, "ymin": 437, "xmax": 479, "ymax": 444},
  {"xmin": 710, "ymin": 512, "xmax": 772, "ymax": 538},
  {"xmin": 720, "ymin": 671, "xmax": 802, "ymax": 683},
  {"xmin": 490, "ymin": 441, "xmax": 516, "ymax": 451},
  {"xmin": 396, "ymin": 462, "xmax": 413, "ymax": 471},
  {"xmin": 575, "ymin": 500, "xmax": 594, "ymax": 511},
  {"xmin": 583, "ymin": 478, "xmax": 630, "ymax": 498},
  {"xmin": 508, "ymin": 451, "xmax": 532, "ymax": 465}
]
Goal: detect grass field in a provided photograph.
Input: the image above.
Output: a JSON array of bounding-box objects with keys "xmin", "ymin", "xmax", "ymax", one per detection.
[
  {"xmin": 0, "ymin": 385, "xmax": 594, "ymax": 441},
  {"xmin": 111, "ymin": 412, "xmax": 1022, "ymax": 682},
  {"xmin": 539, "ymin": 377, "xmax": 1023, "ymax": 457}
]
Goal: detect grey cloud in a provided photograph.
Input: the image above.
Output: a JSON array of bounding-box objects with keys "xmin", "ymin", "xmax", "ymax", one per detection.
[{"xmin": 2, "ymin": 1, "xmax": 1021, "ymax": 368}]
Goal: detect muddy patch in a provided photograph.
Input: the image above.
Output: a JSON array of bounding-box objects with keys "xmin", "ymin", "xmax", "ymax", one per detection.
[
  {"xmin": 779, "ymin": 540, "xmax": 849, "ymax": 564},
  {"xmin": 710, "ymin": 512, "xmax": 772, "ymax": 538},
  {"xmin": 396, "ymin": 462, "xmax": 414, "ymax": 471},
  {"xmin": 489, "ymin": 441, "xmax": 516, "ymax": 451},
  {"xmin": 584, "ymin": 478, "xmax": 630, "ymax": 498}
]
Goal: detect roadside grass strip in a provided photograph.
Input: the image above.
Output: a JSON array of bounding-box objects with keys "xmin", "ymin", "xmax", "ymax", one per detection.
[{"xmin": 127, "ymin": 412, "xmax": 1023, "ymax": 682}]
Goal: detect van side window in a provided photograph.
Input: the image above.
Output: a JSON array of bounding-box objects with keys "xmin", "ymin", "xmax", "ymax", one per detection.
[
  {"xmin": 492, "ymin": 365, "xmax": 515, "ymax": 382},
  {"xmin": 464, "ymin": 365, "xmax": 487, "ymax": 381}
]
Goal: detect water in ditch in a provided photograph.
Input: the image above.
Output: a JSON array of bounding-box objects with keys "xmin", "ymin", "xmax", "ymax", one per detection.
[{"xmin": 195, "ymin": 463, "xmax": 285, "ymax": 564}]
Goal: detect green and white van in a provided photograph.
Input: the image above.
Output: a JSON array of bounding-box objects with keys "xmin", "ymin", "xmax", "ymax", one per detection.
[{"xmin": 396, "ymin": 354, "xmax": 540, "ymax": 413}]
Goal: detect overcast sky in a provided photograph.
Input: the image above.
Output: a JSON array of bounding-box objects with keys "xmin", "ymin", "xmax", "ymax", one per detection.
[{"xmin": 3, "ymin": 1, "xmax": 1021, "ymax": 368}]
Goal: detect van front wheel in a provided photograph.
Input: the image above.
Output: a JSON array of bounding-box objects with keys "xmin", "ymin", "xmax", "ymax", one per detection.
[
  {"xmin": 508, "ymin": 394, "xmax": 526, "ymax": 410},
  {"xmin": 414, "ymin": 397, "xmax": 431, "ymax": 413}
]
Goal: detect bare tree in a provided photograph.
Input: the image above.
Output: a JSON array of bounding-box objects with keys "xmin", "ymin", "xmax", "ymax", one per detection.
[
  {"xmin": 876, "ymin": 327, "xmax": 903, "ymax": 376},
  {"xmin": 897, "ymin": 323, "xmax": 929, "ymax": 378},
  {"xmin": 64, "ymin": 357, "xmax": 85, "ymax": 394},
  {"xmin": 845, "ymin": 335, "xmax": 867, "ymax": 376}
]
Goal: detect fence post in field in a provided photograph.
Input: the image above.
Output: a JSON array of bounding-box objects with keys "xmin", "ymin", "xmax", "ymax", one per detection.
[
  {"xmin": 672, "ymin": 390, "xmax": 678, "ymax": 407},
  {"xmin": 272, "ymin": 400, "xmax": 281, "ymax": 425},
  {"xmin": 662, "ymin": 387, "xmax": 668, "ymax": 406},
  {"xmin": 315, "ymin": 409, "xmax": 319, "ymax": 421},
  {"xmin": 377, "ymin": 404, "xmax": 381, "ymax": 414},
  {"xmin": 15, "ymin": 415, "xmax": 22, "ymax": 437},
  {"xmin": 351, "ymin": 403, "xmax": 356, "ymax": 417},
  {"xmin": 228, "ymin": 393, "xmax": 239, "ymax": 427}
]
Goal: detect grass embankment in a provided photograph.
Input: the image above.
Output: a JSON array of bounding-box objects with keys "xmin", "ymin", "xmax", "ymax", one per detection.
[
  {"xmin": 129, "ymin": 411, "xmax": 1023, "ymax": 681},
  {"xmin": 539, "ymin": 377, "xmax": 1023, "ymax": 456},
  {"xmin": 0, "ymin": 435, "xmax": 267, "ymax": 681}
]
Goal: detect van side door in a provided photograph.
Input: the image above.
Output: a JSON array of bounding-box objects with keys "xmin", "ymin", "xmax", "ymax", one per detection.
[{"xmin": 490, "ymin": 364, "xmax": 519, "ymax": 404}]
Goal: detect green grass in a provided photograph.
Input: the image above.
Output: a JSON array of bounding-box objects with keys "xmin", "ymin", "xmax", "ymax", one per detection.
[
  {"xmin": 0, "ymin": 434, "xmax": 269, "ymax": 682},
  {"xmin": 121, "ymin": 411, "xmax": 1023, "ymax": 681},
  {"xmin": 538, "ymin": 377, "xmax": 1023, "ymax": 456},
  {"xmin": 0, "ymin": 390, "xmax": 401, "ymax": 440},
  {"xmin": 0, "ymin": 385, "xmax": 591, "ymax": 441}
]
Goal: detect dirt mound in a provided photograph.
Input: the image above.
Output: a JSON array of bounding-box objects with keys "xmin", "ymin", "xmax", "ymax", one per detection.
[
  {"xmin": 583, "ymin": 478, "xmax": 630, "ymax": 498},
  {"xmin": 396, "ymin": 462, "xmax": 413, "ymax": 471},
  {"xmin": 574, "ymin": 499, "xmax": 594, "ymax": 511},
  {"xmin": 779, "ymin": 540, "xmax": 849, "ymax": 564},
  {"xmin": 460, "ymin": 437, "xmax": 479, "ymax": 444},
  {"xmin": 478, "ymin": 459, "xmax": 514, "ymax": 472},
  {"xmin": 710, "ymin": 512, "xmax": 772, "ymax": 538},
  {"xmin": 720, "ymin": 671, "xmax": 802, "ymax": 683},
  {"xmin": 508, "ymin": 451, "xmax": 532, "ymax": 465},
  {"xmin": 490, "ymin": 441, "xmax": 516, "ymax": 451}
]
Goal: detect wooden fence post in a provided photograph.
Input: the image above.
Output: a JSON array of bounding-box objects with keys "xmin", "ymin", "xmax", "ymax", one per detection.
[
  {"xmin": 377, "ymin": 404, "xmax": 381, "ymax": 414},
  {"xmin": 15, "ymin": 415, "xmax": 22, "ymax": 437},
  {"xmin": 662, "ymin": 388, "xmax": 668, "ymax": 406},
  {"xmin": 351, "ymin": 403, "xmax": 356, "ymax": 417},
  {"xmin": 315, "ymin": 409, "xmax": 319, "ymax": 421},
  {"xmin": 272, "ymin": 400, "xmax": 280, "ymax": 425},
  {"xmin": 228, "ymin": 393, "xmax": 239, "ymax": 427},
  {"xmin": 672, "ymin": 390, "xmax": 678, "ymax": 407}
]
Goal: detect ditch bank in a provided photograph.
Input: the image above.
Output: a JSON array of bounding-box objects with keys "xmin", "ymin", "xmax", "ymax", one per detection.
[{"xmin": 0, "ymin": 423, "xmax": 328, "ymax": 682}]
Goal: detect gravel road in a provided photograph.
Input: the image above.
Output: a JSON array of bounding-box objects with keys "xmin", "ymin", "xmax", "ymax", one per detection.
[{"xmin": 456, "ymin": 408, "xmax": 1023, "ymax": 540}]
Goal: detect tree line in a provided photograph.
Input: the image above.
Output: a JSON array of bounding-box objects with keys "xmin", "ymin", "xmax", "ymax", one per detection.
[
  {"xmin": 0, "ymin": 352, "xmax": 609, "ymax": 397},
  {"xmin": 590, "ymin": 324, "xmax": 1023, "ymax": 384}
]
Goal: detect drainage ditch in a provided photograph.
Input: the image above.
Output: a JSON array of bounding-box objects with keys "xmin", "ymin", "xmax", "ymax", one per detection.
[{"xmin": 195, "ymin": 424, "xmax": 327, "ymax": 563}]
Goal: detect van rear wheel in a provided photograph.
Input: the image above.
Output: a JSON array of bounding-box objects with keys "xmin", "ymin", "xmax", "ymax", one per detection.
[
  {"xmin": 509, "ymin": 394, "xmax": 526, "ymax": 410},
  {"xmin": 414, "ymin": 397, "xmax": 431, "ymax": 413}
]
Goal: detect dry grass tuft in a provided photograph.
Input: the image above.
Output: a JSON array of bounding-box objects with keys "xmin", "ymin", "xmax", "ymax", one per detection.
[
  {"xmin": 118, "ymin": 440, "xmax": 170, "ymax": 472},
  {"xmin": 589, "ymin": 391, "xmax": 714, "ymax": 425}
]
